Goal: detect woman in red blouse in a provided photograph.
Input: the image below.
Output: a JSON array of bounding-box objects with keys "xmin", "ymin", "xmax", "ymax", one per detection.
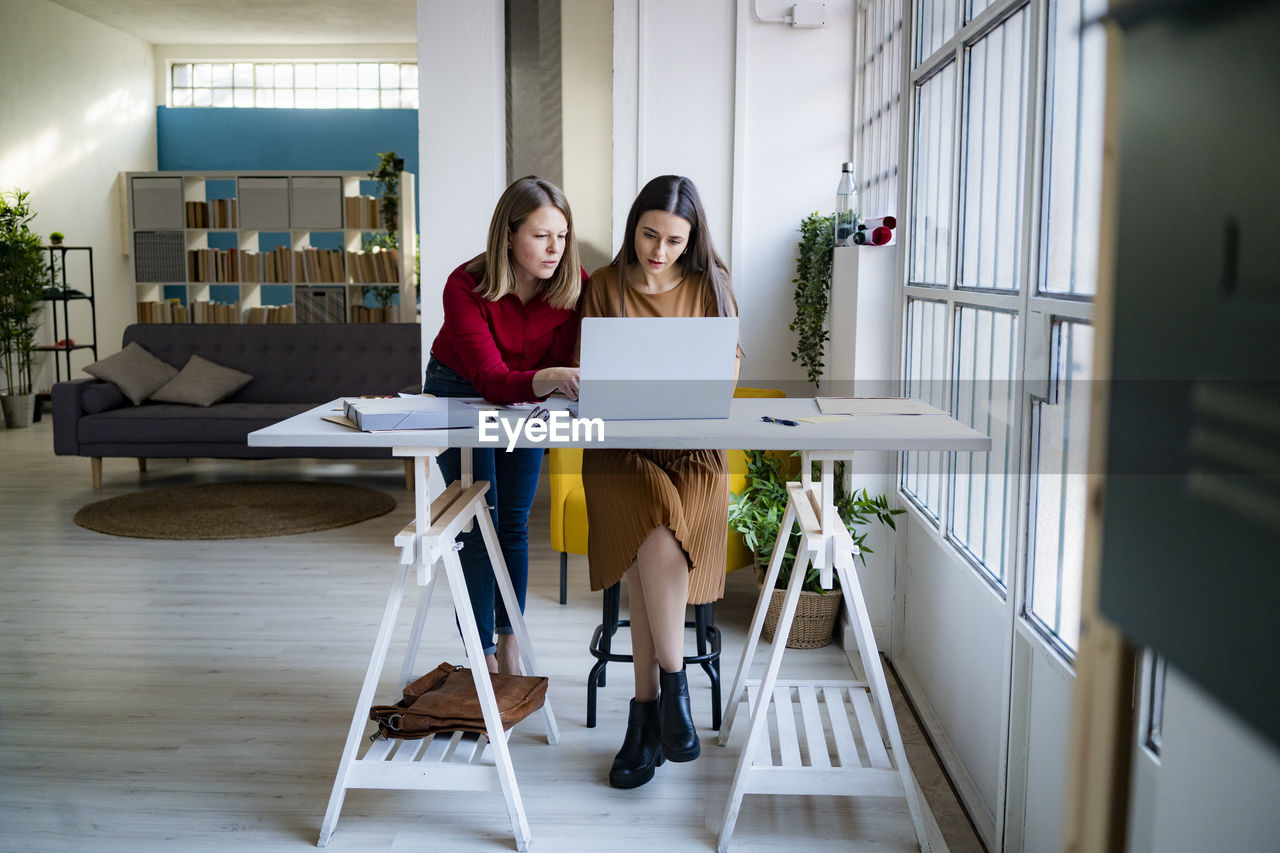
[{"xmin": 424, "ymin": 176, "xmax": 585, "ymax": 674}]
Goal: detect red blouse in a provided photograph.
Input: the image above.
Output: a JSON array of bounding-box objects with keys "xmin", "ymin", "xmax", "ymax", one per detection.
[{"xmin": 429, "ymin": 261, "xmax": 585, "ymax": 404}]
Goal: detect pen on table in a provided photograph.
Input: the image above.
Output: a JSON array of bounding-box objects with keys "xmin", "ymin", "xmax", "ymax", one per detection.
[{"xmin": 761, "ymin": 415, "xmax": 799, "ymax": 427}]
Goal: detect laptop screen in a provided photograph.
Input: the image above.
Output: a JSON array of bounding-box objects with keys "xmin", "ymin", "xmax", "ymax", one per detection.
[{"xmin": 577, "ymin": 317, "xmax": 739, "ymax": 420}]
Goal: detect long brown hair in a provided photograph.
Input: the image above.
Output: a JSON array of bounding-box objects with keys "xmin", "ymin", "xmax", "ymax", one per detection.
[
  {"xmin": 612, "ymin": 175, "xmax": 737, "ymax": 317},
  {"xmin": 466, "ymin": 176, "xmax": 581, "ymax": 310}
]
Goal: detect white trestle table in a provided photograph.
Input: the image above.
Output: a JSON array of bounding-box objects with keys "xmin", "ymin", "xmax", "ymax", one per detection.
[{"xmin": 249, "ymin": 396, "xmax": 989, "ymax": 851}]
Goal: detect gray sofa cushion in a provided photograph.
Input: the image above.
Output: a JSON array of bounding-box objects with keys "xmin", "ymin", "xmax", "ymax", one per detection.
[
  {"xmin": 83, "ymin": 342, "xmax": 179, "ymax": 405},
  {"xmin": 150, "ymin": 355, "xmax": 255, "ymax": 406}
]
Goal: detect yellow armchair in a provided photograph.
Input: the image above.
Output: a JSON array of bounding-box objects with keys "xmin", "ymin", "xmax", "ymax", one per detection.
[{"xmin": 548, "ymin": 387, "xmax": 785, "ymax": 603}]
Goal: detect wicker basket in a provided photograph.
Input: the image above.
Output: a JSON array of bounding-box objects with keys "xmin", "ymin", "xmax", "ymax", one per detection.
[{"xmin": 761, "ymin": 585, "xmax": 843, "ymax": 649}]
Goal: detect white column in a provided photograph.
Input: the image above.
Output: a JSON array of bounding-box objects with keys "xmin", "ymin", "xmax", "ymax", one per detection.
[{"xmin": 416, "ymin": 0, "xmax": 506, "ymax": 349}]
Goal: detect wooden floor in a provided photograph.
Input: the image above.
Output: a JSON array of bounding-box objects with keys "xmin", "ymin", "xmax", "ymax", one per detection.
[{"xmin": 0, "ymin": 416, "xmax": 983, "ymax": 852}]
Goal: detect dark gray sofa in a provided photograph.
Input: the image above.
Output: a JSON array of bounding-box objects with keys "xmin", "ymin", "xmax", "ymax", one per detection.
[{"xmin": 53, "ymin": 323, "xmax": 423, "ymax": 488}]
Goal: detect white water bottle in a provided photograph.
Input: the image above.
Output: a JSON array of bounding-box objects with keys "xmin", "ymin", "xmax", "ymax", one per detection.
[{"xmin": 835, "ymin": 161, "xmax": 858, "ymax": 247}]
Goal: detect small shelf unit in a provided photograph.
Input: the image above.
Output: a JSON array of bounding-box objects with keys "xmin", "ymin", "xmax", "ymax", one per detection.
[
  {"xmin": 38, "ymin": 245, "xmax": 98, "ymax": 383},
  {"xmin": 125, "ymin": 170, "xmax": 416, "ymax": 323}
]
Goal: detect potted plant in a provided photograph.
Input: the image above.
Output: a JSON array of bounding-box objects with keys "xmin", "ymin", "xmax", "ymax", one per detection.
[
  {"xmin": 729, "ymin": 449, "xmax": 902, "ymax": 648},
  {"xmin": 48, "ymin": 231, "xmax": 64, "ymax": 247},
  {"xmin": 362, "ymin": 283, "xmax": 399, "ymax": 322},
  {"xmin": 0, "ymin": 189, "xmax": 48, "ymax": 428},
  {"xmin": 368, "ymin": 151, "xmax": 403, "ymax": 240}
]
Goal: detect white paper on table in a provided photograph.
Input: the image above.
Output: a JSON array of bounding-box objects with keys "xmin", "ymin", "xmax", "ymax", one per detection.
[{"xmin": 815, "ymin": 397, "xmax": 942, "ymax": 416}]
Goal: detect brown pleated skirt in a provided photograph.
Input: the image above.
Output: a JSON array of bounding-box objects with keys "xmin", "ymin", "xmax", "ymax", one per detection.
[{"xmin": 581, "ymin": 448, "xmax": 729, "ymax": 604}]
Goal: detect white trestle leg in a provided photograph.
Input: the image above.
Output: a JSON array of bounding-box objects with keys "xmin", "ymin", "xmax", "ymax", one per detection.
[
  {"xmin": 316, "ymin": 450, "xmax": 555, "ymax": 852},
  {"xmin": 716, "ymin": 452, "xmax": 931, "ymax": 853}
]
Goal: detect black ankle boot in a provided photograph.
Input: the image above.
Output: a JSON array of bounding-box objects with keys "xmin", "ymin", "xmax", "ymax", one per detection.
[
  {"xmin": 659, "ymin": 666, "xmax": 700, "ymax": 762},
  {"xmin": 609, "ymin": 698, "xmax": 665, "ymax": 788}
]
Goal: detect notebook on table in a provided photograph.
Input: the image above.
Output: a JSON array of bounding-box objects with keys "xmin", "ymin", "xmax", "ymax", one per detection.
[{"xmin": 577, "ymin": 317, "xmax": 739, "ymax": 420}]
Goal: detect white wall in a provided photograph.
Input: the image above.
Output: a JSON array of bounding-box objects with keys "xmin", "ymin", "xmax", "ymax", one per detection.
[
  {"xmin": 415, "ymin": 0, "xmax": 506, "ymax": 353},
  {"xmin": 0, "ymin": 0, "xmax": 156, "ymax": 388},
  {"xmin": 613, "ymin": 0, "xmax": 856, "ymax": 391}
]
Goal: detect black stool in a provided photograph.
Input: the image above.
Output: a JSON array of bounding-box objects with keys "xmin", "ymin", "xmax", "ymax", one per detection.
[{"xmin": 586, "ymin": 582, "xmax": 721, "ymax": 729}]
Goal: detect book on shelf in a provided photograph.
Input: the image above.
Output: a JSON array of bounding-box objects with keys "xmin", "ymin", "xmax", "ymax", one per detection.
[
  {"xmin": 243, "ymin": 305, "xmax": 295, "ymax": 324},
  {"xmin": 187, "ymin": 299, "xmax": 242, "ymax": 324},
  {"xmin": 186, "ymin": 248, "xmax": 248, "ymax": 283},
  {"xmin": 347, "ymin": 248, "xmax": 400, "ymax": 283},
  {"xmin": 257, "ymin": 247, "xmax": 291, "ymax": 283},
  {"xmin": 135, "ymin": 299, "xmax": 191, "ymax": 323},
  {"xmin": 350, "ymin": 305, "xmax": 393, "ymax": 323},
  {"xmin": 343, "ymin": 195, "xmax": 382, "ymax": 229},
  {"xmin": 295, "ymin": 247, "xmax": 346, "ymax": 283},
  {"xmin": 343, "ymin": 396, "xmax": 473, "ymax": 431},
  {"xmin": 183, "ymin": 199, "xmax": 238, "ymax": 229}
]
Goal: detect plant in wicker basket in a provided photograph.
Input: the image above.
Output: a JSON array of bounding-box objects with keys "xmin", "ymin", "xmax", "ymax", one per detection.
[{"xmin": 728, "ymin": 450, "xmax": 902, "ymax": 648}]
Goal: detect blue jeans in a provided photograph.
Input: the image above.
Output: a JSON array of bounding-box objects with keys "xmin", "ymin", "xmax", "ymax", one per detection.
[{"xmin": 424, "ymin": 357, "xmax": 543, "ymax": 657}]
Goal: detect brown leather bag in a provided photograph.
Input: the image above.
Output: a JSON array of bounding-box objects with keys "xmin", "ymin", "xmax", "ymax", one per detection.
[{"xmin": 369, "ymin": 662, "xmax": 548, "ymax": 740}]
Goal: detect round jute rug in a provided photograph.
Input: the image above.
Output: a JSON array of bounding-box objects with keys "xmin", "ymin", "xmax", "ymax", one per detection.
[{"xmin": 73, "ymin": 481, "xmax": 396, "ymax": 540}]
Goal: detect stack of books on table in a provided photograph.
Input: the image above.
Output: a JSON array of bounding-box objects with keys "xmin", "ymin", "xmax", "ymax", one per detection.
[{"xmin": 343, "ymin": 396, "xmax": 474, "ymax": 431}]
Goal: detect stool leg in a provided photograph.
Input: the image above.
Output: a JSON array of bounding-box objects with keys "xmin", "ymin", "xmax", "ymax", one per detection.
[
  {"xmin": 587, "ymin": 633, "xmax": 605, "ymax": 728},
  {"xmin": 559, "ymin": 552, "xmax": 567, "ymax": 605},
  {"xmin": 586, "ymin": 584, "xmax": 621, "ymax": 728},
  {"xmin": 693, "ymin": 603, "xmax": 722, "ymax": 730},
  {"xmin": 600, "ymin": 583, "xmax": 621, "ymax": 687}
]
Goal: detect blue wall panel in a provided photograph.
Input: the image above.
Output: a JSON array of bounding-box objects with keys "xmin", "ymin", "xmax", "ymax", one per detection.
[
  {"xmin": 156, "ymin": 107, "xmax": 418, "ymax": 175},
  {"xmin": 157, "ymin": 107, "xmax": 418, "ymax": 310}
]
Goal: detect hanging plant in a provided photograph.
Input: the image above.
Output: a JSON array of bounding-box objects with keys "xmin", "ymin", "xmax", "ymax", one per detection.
[{"xmin": 789, "ymin": 212, "xmax": 836, "ymax": 388}]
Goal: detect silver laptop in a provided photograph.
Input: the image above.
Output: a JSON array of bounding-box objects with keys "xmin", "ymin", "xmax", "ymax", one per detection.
[{"xmin": 577, "ymin": 317, "xmax": 739, "ymax": 420}]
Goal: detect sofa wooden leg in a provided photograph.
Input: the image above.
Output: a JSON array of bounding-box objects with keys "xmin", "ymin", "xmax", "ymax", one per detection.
[
  {"xmin": 404, "ymin": 458, "xmax": 413, "ymax": 491},
  {"xmin": 137, "ymin": 458, "xmax": 147, "ymax": 473},
  {"xmin": 91, "ymin": 457, "xmax": 102, "ymax": 490}
]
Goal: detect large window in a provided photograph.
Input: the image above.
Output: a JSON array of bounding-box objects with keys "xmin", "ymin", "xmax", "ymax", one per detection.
[
  {"xmin": 169, "ymin": 62, "xmax": 419, "ymax": 109},
  {"xmin": 873, "ymin": 0, "xmax": 1104, "ymax": 652}
]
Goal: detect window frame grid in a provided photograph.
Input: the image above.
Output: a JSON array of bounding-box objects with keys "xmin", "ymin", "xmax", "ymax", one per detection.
[
  {"xmin": 168, "ymin": 61, "xmax": 419, "ymax": 110},
  {"xmin": 907, "ymin": 58, "xmax": 961, "ymax": 289},
  {"xmin": 947, "ymin": 304, "xmax": 1021, "ymax": 590},
  {"xmin": 1036, "ymin": 0, "xmax": 1106, "ymax": 300},
  {"xmin": 899, "ymin": 0, "xmax": 1045, "ymax": 600},
  {"xmin": 901, "ymin": 297, "xmax": 954, "ymax": 525},
  {"xmin": 1023, "ymin": 317, "xmax": 1095, "ymax": 656},
  {"xmin": 956, "ymin": 4, "xmax": 1032, "ymax": 294},
  {"xmin": 856, "ymin": 0, "xmax": 906, "ymax": 218}
]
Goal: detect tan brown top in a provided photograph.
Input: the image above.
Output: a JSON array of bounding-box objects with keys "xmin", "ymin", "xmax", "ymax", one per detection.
[
  {"xmin": 581, "ymin": 264, "xmax": 720, "ymax": 321},
  {"xmin": 578, "ymin": 263, "xmax": 731, "ymax": 604}
]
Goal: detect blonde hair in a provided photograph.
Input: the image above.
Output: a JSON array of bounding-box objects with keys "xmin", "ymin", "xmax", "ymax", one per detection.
[{"xmin": 466, "ymin": 176, "xmax": 581, "ymax": 310}]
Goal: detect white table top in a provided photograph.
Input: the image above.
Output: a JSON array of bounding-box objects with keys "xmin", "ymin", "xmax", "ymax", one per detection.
[{"xmin": 248, "ymin": 398, "xmax": 991, "ymax": 453}]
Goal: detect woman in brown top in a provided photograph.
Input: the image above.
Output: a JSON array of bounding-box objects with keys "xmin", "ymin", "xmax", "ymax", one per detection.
[{"xmin": 580, "ymin": 175, "xmax": 738, "ymax": 789}]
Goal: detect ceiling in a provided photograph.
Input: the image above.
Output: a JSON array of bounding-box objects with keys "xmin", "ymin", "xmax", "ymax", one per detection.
[{"xmin": 46, "ymin": 0, "xmax": 417, "ymax": 45}]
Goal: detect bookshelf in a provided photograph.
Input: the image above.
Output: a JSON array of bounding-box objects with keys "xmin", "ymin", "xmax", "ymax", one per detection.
[{"xmin": 124, "ymin": 170, "xmax": 417, "ymax": 323}]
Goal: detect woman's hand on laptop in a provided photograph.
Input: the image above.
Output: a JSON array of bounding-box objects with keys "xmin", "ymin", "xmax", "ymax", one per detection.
[{"xmin": 533, "ymin": 366, "xmax": 580, "ymax": 401}]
